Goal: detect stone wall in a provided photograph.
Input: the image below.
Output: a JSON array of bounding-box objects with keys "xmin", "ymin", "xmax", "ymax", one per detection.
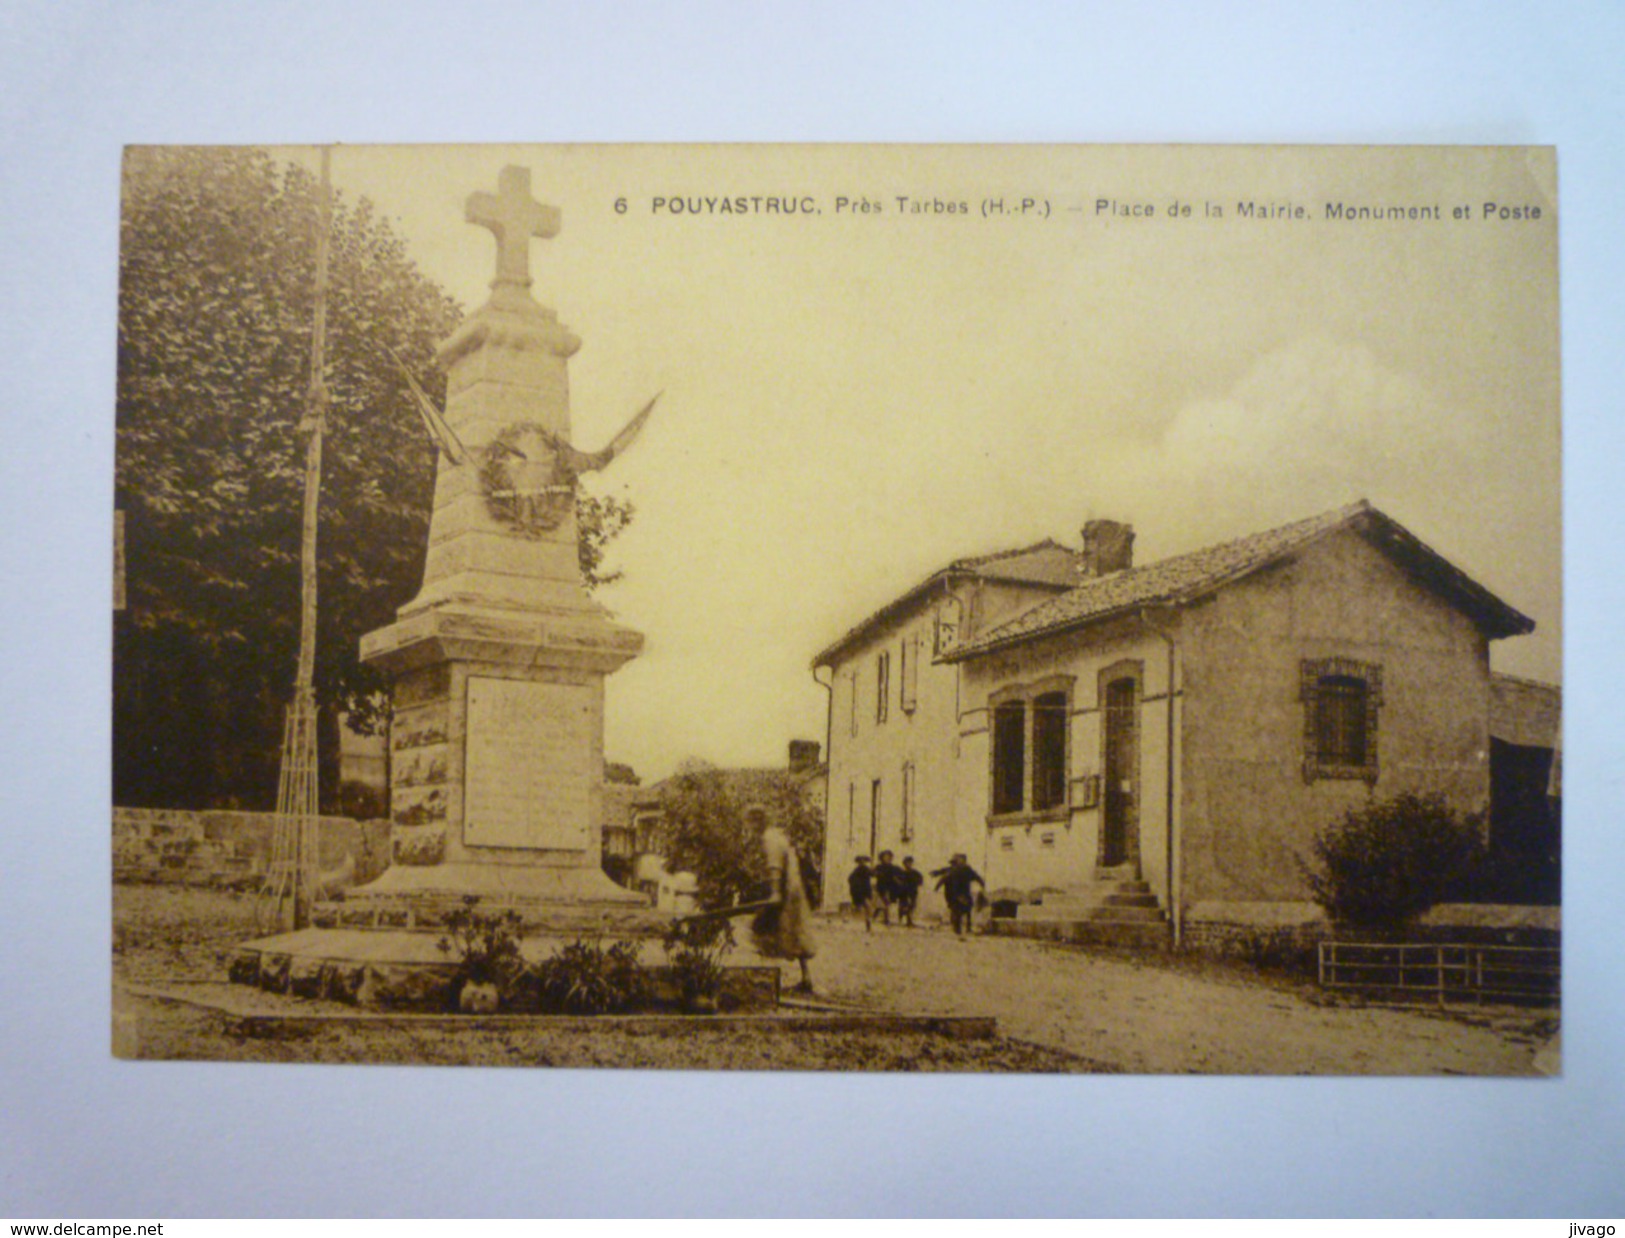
[
  {"xmin": 112, "ymin": 806, "xmax": 389, "ymax": 887},
  {"xmin": 1181, "ymin": 901, "xmax": 1561, "ymax": 963}
]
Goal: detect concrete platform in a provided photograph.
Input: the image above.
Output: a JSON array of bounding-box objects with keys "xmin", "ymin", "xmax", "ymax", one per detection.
[{"xmin": 327, "ymin": 862, "xmax": 662, "ymax": 933}]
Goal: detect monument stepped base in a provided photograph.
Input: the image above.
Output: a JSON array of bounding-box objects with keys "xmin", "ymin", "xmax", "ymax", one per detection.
[
  {"xmin": 229, "ymin": 924, "xmax": 749, "ymax": 1010},
  {"xmin": 334, "ymin": 861, "xmax": 654, "ymax": 928}
]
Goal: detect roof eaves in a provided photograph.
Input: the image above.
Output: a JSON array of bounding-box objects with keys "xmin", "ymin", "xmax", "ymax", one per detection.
[
  {"xmin": 811, "ymin": 540, "xmax": 1082, "ymax": 669},
  {"xmin": 1353, "ymin": 511, "xmax": 1536, "ymax": 639},
  {"xmin": 946, "ymin": 500, "xmax": 1536, "ymax": 661},
  {"xmin": 810, "ymin": 567, "xmax": 965, "ymax": 669},
  {"xmin": 939, "ymin": 593, "xmax": 1176, "ymax": 663}
]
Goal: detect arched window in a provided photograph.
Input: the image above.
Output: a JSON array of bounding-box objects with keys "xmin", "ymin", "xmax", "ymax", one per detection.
[
  {"xmin": 992, "ymin": 701, "xmax": 1026, "ymax": 814},
  {"xmin": 988, "ymin": 678, "xmax": 1074, "ymax": 819},
  {"xmin": 1032, "ymin": 691, "xmax": 1069, "ymax": 812}
]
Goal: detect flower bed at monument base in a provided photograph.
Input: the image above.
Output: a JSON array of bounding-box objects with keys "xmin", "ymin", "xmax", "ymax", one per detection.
[{"xmin": 229, "ymin": 927, "xmax": 781, "ymax": 1012}]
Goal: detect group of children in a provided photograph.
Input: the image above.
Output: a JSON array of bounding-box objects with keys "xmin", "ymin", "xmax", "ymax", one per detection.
[{"xmin": 846, "ymin": 851, "xmax": 985, "ymax": 936}]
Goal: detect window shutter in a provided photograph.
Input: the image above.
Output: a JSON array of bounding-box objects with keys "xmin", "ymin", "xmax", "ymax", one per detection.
[{"xmin": 901, "ymin": 632, "xmax": 919, "ymax": 712}]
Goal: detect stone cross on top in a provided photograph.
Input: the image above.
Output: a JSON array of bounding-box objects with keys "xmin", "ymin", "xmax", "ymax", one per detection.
[{"xmin": 466, "ymin": 165, "xmax": 560, "ymax": 295}]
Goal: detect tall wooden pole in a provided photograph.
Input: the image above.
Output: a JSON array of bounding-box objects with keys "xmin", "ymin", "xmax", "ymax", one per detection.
[
  {"xmin": 298, "ymin": 145, "xmax": 332, "ymax": 695},
  {"xmin": 265, "ymin": 147, "xmax": 332, "ymax": 932}
]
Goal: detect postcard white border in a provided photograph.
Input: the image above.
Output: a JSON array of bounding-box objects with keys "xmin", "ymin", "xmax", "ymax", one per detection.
[{"xmin": 3, "ymin": 0, "xmax": 1622, "ymax": 1218}]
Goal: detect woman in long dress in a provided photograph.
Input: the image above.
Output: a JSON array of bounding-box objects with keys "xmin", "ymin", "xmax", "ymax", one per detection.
[{"xmin": 746, "ymin": 805, "xmax": 816, "ymax": 993}]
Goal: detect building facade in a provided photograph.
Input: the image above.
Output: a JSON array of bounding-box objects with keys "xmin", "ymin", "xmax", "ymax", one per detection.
[
  {"xmin": 816, "ymin": 502, "xmax": 1547, "ymax": 939},
  {"xmin": 813, "ymin": 540, "xmax": 1084, "ymax": 898}
]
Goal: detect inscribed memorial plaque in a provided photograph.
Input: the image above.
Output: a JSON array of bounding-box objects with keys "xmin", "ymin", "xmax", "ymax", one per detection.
[{"xmin": 463, "ymin": 676, "xmax": 591, "ymax": 850}]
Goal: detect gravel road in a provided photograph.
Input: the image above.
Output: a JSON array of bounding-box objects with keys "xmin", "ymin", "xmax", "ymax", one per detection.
[
  {"xmin": 112, "ymin": 886, "xmax": 1557, "ymax": 1074},
  {"xmin": 738, "ymin": 915, "xmax": 1558, "ymax": 1075}
]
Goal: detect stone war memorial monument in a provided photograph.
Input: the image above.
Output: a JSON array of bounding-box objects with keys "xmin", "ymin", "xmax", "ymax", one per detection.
[{"xmin": 232, "ymin": 166, "xmax": 655, "ymax": 1004}]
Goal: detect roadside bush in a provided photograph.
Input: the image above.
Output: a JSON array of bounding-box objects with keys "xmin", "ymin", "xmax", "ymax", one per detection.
[
  {"xmin": 1302, "ymin": 792, "xmax": 1485, "ymax": 929},
  {"xmin": 655, "ymin": 765, "xmax": 824, "ymax": 908},
  {"xmin": 436, "ymin": 899, "xmax": 528, "ymax": 1010},
  {"xmin": 530, "ymin": 938, "xmax": 650, "ymax": 1015},
  {"xmin": 662, "ymin": 918, "xmax": 735, "ymax": 1012}
]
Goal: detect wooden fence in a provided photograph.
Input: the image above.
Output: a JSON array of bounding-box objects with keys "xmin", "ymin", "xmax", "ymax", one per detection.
[{"xmin": 1318, "ymin": 941, "xmax": 1560, "ymax": 1006}]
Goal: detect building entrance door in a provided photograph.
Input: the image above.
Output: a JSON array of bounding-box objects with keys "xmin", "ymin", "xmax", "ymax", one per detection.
[{"xmin": 1102, "ymin": 676, "xmax": 1138, "ymax": 868}]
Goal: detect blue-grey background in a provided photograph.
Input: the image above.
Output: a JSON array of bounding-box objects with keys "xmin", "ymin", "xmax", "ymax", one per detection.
[{"xmin": 1, "ymin": 1, "xmax": 1620, "ymax": 1217}]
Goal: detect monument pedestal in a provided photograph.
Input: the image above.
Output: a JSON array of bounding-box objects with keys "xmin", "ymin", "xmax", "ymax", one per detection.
[{"xmin": 347, "ymin": 601, "xmax": 651, "ymax": 922}]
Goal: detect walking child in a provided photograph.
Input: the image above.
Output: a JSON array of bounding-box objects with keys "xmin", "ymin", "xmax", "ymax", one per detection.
[
  {"xmin": 847, "ymin": 855, "xmax": 879, "ymax": 931},
  {"xmin": 897, "ymin": 855, "xmax": 925, "ymax": 926},
  {"xmin": 933, "ymin": 852, "xmax": 985, "ymax": 937},
  {"xmin": 873, "ymin": 849, "xmax": 904, "ymax": 927}
]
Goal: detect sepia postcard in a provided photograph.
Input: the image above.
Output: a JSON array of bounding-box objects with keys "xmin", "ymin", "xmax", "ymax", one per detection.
[{"xmin": 112, "ymin": 143, "xmax": 1560, "ymax": 1074}]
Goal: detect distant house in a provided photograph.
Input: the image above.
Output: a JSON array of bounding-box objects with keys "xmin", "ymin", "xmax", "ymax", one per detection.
[
  {"xmin": 815, "ymin": 501, "xmax": 1552, "ymax": 942},
  {"xmin": 601, "ymin": 742, "xmax": 829, "ymax": 906},
  {"xmin": 597, "ymin": 774, "xmax": 643, "ymax": 888}
]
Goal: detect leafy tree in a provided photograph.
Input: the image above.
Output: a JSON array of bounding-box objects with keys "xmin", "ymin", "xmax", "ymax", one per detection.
[
  {"xmin": 115, "ymin": 147, "xmax": 631, "ymax": 811},
  {"xmin": 655, "ymin": 765, "xmax": 824, "ymax": 909},
  {"xmin": 577, "ymin": 491, "xmax": 634, "ymax": 592},
  {"xmin": 1302, "ymin": 792, "xmax": 1486, "ymax": 928}
]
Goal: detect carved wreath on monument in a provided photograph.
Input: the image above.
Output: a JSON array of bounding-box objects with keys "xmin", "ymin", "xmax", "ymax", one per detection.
[{"xmin": 479, "ymin": 421, "xmax": 576, "ymax": 535}]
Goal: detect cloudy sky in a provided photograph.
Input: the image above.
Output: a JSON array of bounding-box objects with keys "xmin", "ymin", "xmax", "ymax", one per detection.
[{"xmin": 285, "ymin": 144, "xmax": 1560, "ymax": 781}]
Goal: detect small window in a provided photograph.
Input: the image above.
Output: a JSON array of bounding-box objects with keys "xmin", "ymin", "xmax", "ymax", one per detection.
[
  {"xmin": 992, "ymin": 700, "xmax": 1026, "ymax": 814},
  {"xmin": 1301, "ymin": 659, "xmax": 1382, "ymax": 782},
  {"xmin": 999, "ymin": 834, "xmax": 1015, "ymax": 852},
  {"xmin": 1315, "ymin": 675, "xmax": 1368, "ymax": 765},
  {"xmin": 849, "ymin": 669, "xmax": 859, "ymax": 737},
  {"xmin": 876, "ymin": 651, "xmax": 891, "ymax": 724}
]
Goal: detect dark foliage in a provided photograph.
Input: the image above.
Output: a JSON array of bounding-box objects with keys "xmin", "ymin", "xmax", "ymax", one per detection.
[
  {"xmin": 662, "ymin": 917, "xmax": 735, "ymax": 1009},
  {"xmin": 436, "ymin": 901, "xmax": 528, "ymax": 1003},
  {"xmin": 1302, "ymin": 792, "xmax": 1486, "ymax": 928},
  {"xmin": 114, "ymin": 147, "xmax": 631, "ymax": 811},
  {"xmin": 529, "ymin": 938, "xmax": 649, "ymax": 1015}
]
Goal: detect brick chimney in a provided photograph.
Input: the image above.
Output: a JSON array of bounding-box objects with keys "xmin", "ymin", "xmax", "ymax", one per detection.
[
  {"xmin": 1080, "ymin": 519, "xmax": 1134, "ymax": 578},
  {"xmin": 788, "ymin": 740, "xmax": 822, "ymax": 774}
]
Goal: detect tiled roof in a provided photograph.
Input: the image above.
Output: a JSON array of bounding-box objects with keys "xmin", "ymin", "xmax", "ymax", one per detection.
[
  {"xmin": 811, "ymin": 540, "xmax": 1080, "ymax": 667},
  {"xmin": 944, "ymin": 500, "xmax": 1534, "ymax": 660}
]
